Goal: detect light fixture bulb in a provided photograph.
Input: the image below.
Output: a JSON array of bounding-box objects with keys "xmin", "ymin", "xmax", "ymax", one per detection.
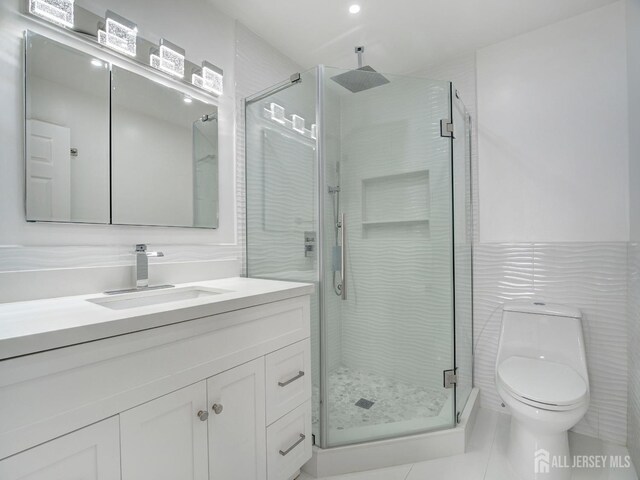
[
  {"xmin": 150, "ymin": 39, "xmax": 185, "ymax": 78},
  {"xmin": 29, "ymin": 0, "xmax": 74, "ymax": 28},
  {"xmin": 192, "ymin": 61, "xmax": 223, "ymax": 96},
  {"xmin": 97, "ymin": 11, "xmax": 138, "ymax": 57},
  {"xmin": 349, "ymin": 4, "xmax": 361, "ymax": 14},
  {"xmin": 183, "ymin": 97, "xmax": 193, "ymax": 104}
]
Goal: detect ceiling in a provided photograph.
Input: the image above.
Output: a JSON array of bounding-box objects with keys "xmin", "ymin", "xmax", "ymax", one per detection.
[{"xmin": 208, "ymin": 0, "xmax": 618, "ymax": 74}]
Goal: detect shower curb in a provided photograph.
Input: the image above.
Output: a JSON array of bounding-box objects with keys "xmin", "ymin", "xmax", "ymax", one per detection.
[{"xmin": 302, "ymin": 388, "xmax": 480, "ymax": 477}]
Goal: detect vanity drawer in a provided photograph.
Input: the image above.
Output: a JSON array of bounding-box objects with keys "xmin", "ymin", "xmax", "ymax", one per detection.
[
  {"xmin": 265, "ymin": 340, "xmax": 311, "ymax": 425},
  {"xmin": 266, "ymin": 399, "xmax": 312, "ymax": 480}
]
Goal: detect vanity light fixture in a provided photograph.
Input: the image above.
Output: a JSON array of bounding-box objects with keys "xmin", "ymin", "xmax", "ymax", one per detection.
[
  {"xmin": 349, "ymin": 4, "xmax": 361, "ymax": 14},
  {"xmin": 98, "ymin": 10, "xmax": 138, "ymax": 57},
  {"xmin": 192, "ymin": 61, "xmax": 223, "ymax": 96},
  {"xmin": 183, "ymin": 96, "xmax": 193, "ymax": 104},
  {"xmin": 29, "ymin": 0, "xmax": 74, "ymax": 28},
  {"xmin": 150, "ymin": 39, "xmax": 185, "ymax": 78}
]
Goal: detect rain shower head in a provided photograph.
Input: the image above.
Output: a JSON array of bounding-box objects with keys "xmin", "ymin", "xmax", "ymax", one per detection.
[{"xmin": 330, "ymin": 46, "xmax": 390, "ymax": 93}]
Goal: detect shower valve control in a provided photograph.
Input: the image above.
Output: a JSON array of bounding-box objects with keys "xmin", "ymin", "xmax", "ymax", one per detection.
[{"xmin": 304, "ymin": 231, "xmax": 316, "ymax": 257}]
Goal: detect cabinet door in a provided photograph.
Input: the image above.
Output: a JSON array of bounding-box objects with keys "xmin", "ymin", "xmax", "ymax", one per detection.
[
  {"xmin": 120, "ymin": 382, "xmax": 209, "ymax": 480},
  {"xmin": 0, "ymin": 416, "xmax": 120, "ymax": 480},
  {"xmin": 207, "ymin": 357, "xmax": 266, "ymax": 480}
]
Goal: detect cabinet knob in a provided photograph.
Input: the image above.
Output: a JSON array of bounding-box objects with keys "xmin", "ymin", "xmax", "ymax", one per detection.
[
  {"xmin": 197, "ymin": 410, "xmax": 209, "ymax": 421},
  {"xmin": 212, "ymin": 403, "xmax": 223, "ymax": 415}
]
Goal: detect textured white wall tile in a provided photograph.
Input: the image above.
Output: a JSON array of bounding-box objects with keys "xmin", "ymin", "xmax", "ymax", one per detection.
[
  {"xmin": 473, "ymin": 244, "xmax": 535, "ymax": 411},
  {"xmin": 234, "ymin": 22, "xmax": 303, "ymax": 277},
  {"xmin": 474, "ymin": 242, "xmax": 629, "ymax": 445},
  {"xmin": 533, "ymin": 243, "xmax": 628, "ymax": 443},
  {"xmin": 628, "ymin": 243, "xmax": 640, "ymax": 467}
]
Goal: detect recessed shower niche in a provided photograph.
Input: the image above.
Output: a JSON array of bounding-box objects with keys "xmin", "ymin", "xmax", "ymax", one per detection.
[{"xmin": 361, "ymin": 170, "xmax": 430, "ymax": 230}]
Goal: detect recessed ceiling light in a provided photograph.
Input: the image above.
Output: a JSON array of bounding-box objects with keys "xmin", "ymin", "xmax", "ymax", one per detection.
[
  {"xmin": 91, "ymin": 59, "xmax": 103, "ymax": 67},
  {"xmin": 349, "ymin": 4, "xmax": 361, "ymax": 14}
]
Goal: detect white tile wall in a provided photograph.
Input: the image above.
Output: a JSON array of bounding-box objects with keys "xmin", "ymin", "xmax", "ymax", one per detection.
[
  {"xmin": 234, "ymin": 22, "xmax": 303, "ymax": 276},
  {"xmin": 474, "ymin": 242, "xmax": 629, "ymax": 444},
  {"xmin": 627, "ymin": 243, "xmax": 640, "ymax": 468}
]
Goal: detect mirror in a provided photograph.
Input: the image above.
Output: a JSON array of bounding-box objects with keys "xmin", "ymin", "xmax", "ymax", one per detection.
[
  {"xmin": 24, "ymin": 31, "xmax": 219, "ymax": 229},
  {"xmin": 25, "ymin": 31, "xmax": 110, "ymax": 223},
  {"xmin": 111, "ymin": 66, "xmax": 219, "ymax": 228}
]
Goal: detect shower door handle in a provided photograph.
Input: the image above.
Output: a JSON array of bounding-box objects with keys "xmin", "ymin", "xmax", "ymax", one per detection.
[{"xmin": 340, "ymin": 213, "xmax": 346, "ymax": 300}]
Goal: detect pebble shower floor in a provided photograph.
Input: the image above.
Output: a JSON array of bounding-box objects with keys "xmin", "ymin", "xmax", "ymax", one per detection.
[{"xmin": 312, "ymin": 367, "xmax": 449, "ymax": 432}]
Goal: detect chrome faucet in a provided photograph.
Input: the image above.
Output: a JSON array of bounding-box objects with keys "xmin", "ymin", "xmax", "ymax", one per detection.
[
  {"xmin": 104, "ymin": 244, "xmax": 173, "ymax": 295},
  {"xmin": 136, "ymin": 244, "xmax": 163, "ymax": 288}
]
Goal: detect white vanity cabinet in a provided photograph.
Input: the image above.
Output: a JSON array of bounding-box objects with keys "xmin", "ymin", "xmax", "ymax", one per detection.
[
  {"xmin": 0, "ymin": 417, "xmax": 121, "ymax": 480},
  {"xmin": 120, "ymin": 381, "xmax": 210, "ymax": 480},
  {"xmin": 0, "ymin": 283, "xmax": 313, "ymax": 480}
]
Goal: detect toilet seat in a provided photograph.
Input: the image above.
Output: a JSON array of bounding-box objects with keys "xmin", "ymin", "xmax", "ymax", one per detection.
[{"xmin": 497, "ymin": 356, "xmax": 588, "ymax": 411}]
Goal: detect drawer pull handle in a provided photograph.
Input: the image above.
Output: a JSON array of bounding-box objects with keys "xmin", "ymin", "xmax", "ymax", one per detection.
[
  {"xmin": 197, "ymin": 410, "xmax": 209, "ymax": 421},
  {"xmin": 212, "ymin": 403, "xmax": 223, "ymax": 415},
  {"xmin": 279, "ymin": 434, "xmax": 306, "ymax": 456},
  {"xmin": 278, "ymin": 371, "xmax": 305, "ymax": 387}
]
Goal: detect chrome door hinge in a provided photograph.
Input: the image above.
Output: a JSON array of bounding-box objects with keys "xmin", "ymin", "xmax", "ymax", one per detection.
[
  {"xmin": 440, "ymin": 119, "xmax": 454, "ymax": 138},
  {"xmin": 443, "ymin": 369, "xmax": 457, "ymax": 389}
]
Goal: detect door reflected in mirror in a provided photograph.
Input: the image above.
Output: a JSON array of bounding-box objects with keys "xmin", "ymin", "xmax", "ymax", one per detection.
[
  {"xmin": 111, "ymin": 66, "xmax": 219, "ymax": 228},
  {"xmin": 25, "ymin": 32, "xmax": 110, "ymax": 224}
]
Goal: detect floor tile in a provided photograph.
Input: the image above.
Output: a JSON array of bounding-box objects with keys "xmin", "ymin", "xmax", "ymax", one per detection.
[
  {"xmin": 301, "ymin": 409, "xmax": 638, "ymax": 480},
  {"xmin": 405, "ymin": 408, "xmax": 499, "ymax": 480},
  {"xmin": 299, "ymin": 464, "xmax": 413, "ymax": 480}
]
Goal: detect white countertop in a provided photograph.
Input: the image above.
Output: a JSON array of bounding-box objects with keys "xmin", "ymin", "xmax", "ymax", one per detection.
[{"xmin": 0, "ymin": 277, "xmax": 314, "ymax": 361}]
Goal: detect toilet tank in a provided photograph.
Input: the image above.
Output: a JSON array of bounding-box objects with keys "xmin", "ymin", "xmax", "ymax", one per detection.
[{"xmin": 496, "ymin": 302, "xmax": 588, "ymax": 381}]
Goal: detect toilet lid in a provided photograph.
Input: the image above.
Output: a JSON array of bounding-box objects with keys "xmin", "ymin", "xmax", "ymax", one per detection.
[{"xmin": 498, "ymin": 356, "xmax": 587, "ymax": 407}]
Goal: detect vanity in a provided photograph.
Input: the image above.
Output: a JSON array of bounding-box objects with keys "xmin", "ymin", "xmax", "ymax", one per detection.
[{"xmin": 0, "ymin": 277, "xmax": 314, "ymax": 480}]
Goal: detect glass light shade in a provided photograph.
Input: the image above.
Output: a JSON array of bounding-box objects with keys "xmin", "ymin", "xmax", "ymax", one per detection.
[
  {"xmin": 291, "ymin": 114, "xmax": 305, "ymax": 133},
  {"xmin": 29, "ymin": 0, "xmax": 74, "ymax": 28},
  {"xmin": 98, "ymin": 11, "xmax": 138, "ymax": 57},
  {"xmin": 150, "ymin": 39, "xmax": 185, "ymax": 78},
  {"xmin": 192, "ymin": 61, "xmax": 223, "ymax": 96}
]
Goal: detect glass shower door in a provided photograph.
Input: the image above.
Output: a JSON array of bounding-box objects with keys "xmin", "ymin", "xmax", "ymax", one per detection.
[
  {"xmin": 244, "ymin": 69, "xmax": 323, "ymax": 440},
  {"xmin": 319, "ymin": 67, "xmax": 456, "ymax": 447}
]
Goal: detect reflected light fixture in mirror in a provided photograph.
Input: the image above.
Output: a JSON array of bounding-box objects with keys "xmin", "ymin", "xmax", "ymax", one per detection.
[
  {"xmin": 266, "ymin": 103, "xmax": 317, "ymax": 139},
  {"xmin": 349, "ymin": 4, "xmax": 361, "ymax": 14},
  {"xmin": 98, "ymin": 10, "xmax": 138, "ymax": 57},
  {"xmin": 292, "ymin": 114, "xmax": 305, "ymax": 134},
  {"xmin": 150, "ymin": 39, "xmax": 185, "ymax": 78},
  {"xmin": 29, "ymin": 0, "xmax": 74, "ymax": 27}
]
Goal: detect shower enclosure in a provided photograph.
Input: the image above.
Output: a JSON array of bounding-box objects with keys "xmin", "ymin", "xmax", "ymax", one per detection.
[{"xmin": 245, "ymin": 66, "xmax": 473, "ymax": 449}]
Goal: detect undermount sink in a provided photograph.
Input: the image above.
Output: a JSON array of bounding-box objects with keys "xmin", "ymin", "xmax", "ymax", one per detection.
[{"xmin": 87, "ymin": 286, "xmax": 231, "ymax": 311}]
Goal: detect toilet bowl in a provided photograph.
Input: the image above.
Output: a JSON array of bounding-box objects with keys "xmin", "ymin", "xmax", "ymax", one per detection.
[{"xmin": 495, "ymin": 302, "xmax": 589, "ymax": 480}]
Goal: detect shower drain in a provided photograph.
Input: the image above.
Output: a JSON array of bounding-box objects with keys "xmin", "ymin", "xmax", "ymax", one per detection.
[{"xmin": 355, "ymin": 398, "xmax": 375, "ymax": 409}]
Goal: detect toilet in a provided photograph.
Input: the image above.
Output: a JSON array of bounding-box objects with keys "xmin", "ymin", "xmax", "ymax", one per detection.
[{"xmin": 495, "ymin": 302, "xmax": 589, "ymax": 480}]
